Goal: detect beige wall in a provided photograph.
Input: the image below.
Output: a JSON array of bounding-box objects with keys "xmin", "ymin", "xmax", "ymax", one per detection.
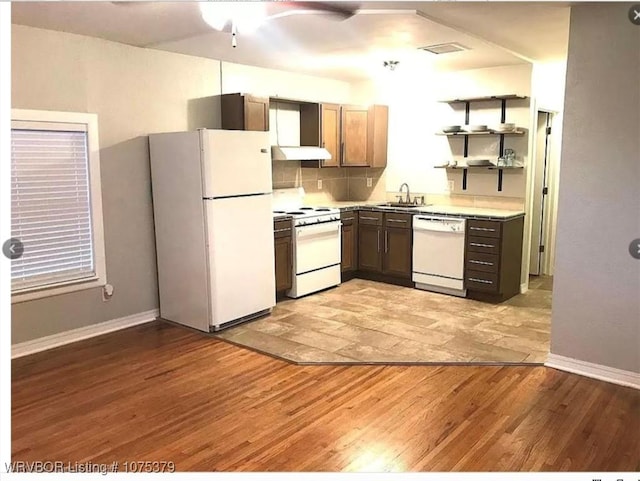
[
  {"xmin": 10, "ymin": 24, "xmax": 353, "ymax": 343},
  {"xmin": 550, "ymin": 4, "xmax": 640, "ymax": 373}
]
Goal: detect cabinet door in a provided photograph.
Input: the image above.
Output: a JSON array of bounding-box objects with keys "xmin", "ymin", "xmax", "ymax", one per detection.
[
  {"xmin": 274, "ymin": 236, "xmax": 292, "ymax": 292},
  {"xmin": 382, "ymin": 227, "xmax": 412, "ymax": 278},
  {"xmin": 367, "ymin": 105, "xmax": 389, "ymax": 168},
  {"xmin": 341, "ymin": 214, "xmax": 358, "ymax": 272},
  {"xmin": 244, "ymin": 95, "xmax": 270, "ymax": 131},
  {"xmin": 341, "ymin": 105, "xmax": 369, "ymax": 166},
  {"xmin": 321, "ymin": 103, "xmax": 341, "ymax": 167},
  {"xmin": 358, "ymin": 224, "xmax": 382, "ymax": 272}
]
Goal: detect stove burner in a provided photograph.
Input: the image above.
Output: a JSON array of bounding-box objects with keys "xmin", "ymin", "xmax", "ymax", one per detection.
[
  {"xmin": 300, "ymin": 207, "xmax": 314, "ymax": 210},
  {"xmin": 273, "ymin": 210, "xmax": 286, "ymax": 214},
  {"xmin": 286, "ymin": 211, "xmax": 305, "ymax": 215},
  {"xmin": 315, "ymin": 208, "xmax": 330, "ymax": 212}
]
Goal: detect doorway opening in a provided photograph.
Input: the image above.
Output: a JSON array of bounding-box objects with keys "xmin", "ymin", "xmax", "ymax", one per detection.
[{"xmin": 529, "ymin": 110, "xmax": 557, "ymax": 277}]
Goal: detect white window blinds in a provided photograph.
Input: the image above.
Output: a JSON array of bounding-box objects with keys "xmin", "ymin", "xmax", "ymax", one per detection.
[{"xmin": 11, "ymin": 125, "xmax": 96, "ymax": 292}]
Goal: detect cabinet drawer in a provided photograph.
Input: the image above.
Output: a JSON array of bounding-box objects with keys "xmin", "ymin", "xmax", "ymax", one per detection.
[
  {"xmin": 465, "ymin": 270, "xmax": 499, "ymax": 292},
  {"xmin": 466, "ymin": 252, "xmax": 499, "ymax": 273},
  {"xmin": 467, "ymin": 236, "xmax": 500, "ymax": 255},
  {"xmin": 467, "ymin": 219, "xmax": 501, "ymax": 238},
  {"xmin": 358, "ymin": 211, "xmax": 383, "ymax": 226},
  {"xmin": 384, "ymin": 212, "xmax": 412, "ymax": 229},
  {"xmin": 274, "ymin": 219, "xmax": 293, "ymax": 239},
  {"xmin": 340, "ymin": 212, "xmax": 357, "ymax": 226}
]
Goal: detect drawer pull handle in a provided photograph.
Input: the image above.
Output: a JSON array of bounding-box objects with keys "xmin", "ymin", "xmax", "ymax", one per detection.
[
  {"xmin": 274, "ymin": 228, "xmax": 291, "ymax": 233},
  {"xmin": 342, "ymin": 217, "xmax": 354, "ymax": 222},
  {"xmin": 470, "ymin": 227, "xmax": 496, "ymax": 232},
  {"xmin": 360, "ymin": 216, "xmax": 379, "ymax": 221},
  {"xmin": 469, "ymin": 277, "xmax": 493, "ymax": 284},
  {"xmin": 470, "ymin": 242, "xmax": 495, "ymax": 248},
  {"xmin": 469, "ymin": 260, "xmax": 494, "ymax": 266},
  {"xmin": 387, "ymin": 219, "xmax": 407, "ymax": 223}
]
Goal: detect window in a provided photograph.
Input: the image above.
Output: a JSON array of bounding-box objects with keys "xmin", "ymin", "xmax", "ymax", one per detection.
[{"xmin": 11, "ymin": 109, "xmax": 106, "ymax": 302}]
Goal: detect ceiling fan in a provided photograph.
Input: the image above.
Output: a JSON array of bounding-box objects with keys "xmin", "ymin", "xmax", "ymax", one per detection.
[
  {"xmin": 111, "ymin": 1, "xmax": 359, "ymax": 47},
  {"xmin": 198, "ymin": 1, "xmax": 359, "ymax": 47}
]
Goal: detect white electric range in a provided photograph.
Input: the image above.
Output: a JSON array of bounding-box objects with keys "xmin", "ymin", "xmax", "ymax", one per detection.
[{"xmin": 273, "ymin": 189, "xmax": 342, "ymax": 298}]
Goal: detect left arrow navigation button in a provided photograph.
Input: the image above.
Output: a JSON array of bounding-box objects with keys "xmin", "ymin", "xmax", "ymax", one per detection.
[{"xmin": 3, "ymin": 238, "xmax": 24, "ymax": 260}]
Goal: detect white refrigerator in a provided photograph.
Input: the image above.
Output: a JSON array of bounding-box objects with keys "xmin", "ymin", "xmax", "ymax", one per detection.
[{"xmin": 149, "ymin": 129, "xmax": 275, "ymax": 332}]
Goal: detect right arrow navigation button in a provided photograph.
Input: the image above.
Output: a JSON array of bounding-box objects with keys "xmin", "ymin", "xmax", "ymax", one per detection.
[{"xmin": 630, "ymin": 238, "xmax": 640, "ymax": 260}]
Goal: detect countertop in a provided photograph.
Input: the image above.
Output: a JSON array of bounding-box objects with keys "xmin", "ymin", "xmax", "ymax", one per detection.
[{"xmin": 305, "ymin": 201, "xmax": 525, "ymax": 221}]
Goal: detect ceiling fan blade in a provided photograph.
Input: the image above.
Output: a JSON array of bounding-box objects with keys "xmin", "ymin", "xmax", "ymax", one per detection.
[
  {"xmin": 110, "ymin": 1, "xmax": 150, "ymax": 6},
  {"xmin": 277, "ymin": 1, "xmax": 360, "ymax": 20}
]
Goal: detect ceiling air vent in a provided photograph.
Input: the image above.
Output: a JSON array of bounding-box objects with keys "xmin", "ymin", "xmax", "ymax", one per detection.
[{"xmin": 419, "ymin": 43, "xmax": 469, "ymax": 55}]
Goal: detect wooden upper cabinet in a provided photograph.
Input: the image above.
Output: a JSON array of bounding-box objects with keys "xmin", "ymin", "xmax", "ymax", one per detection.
[
  {"xmin": 221, "ymin": 93, "xmax": 269, "ymax": 131},
  {"xmin": 321, "ymin": 104, "xmax": 341, "ymax": 168},
  {"xmin": 340, "ymin": 104, "xmax": 388, "ymax": 168},
  {"xmin": 367, "ymin": 105, "xmax": 389, "ymax": 168},
  {"xmin": 341, "ymin": 105, "xmax": 369, "ymax": 167}
]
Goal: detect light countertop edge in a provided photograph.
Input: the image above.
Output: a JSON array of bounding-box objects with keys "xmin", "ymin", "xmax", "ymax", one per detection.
[{"xmin": 310, "ymin": 202, "xmax": 525, "ymax": 221}]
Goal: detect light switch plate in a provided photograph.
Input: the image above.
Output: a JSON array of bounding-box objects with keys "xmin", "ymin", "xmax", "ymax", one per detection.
[
  {"xmin": 366, "ymin": 177, "xmax": 373, "ymax": 188},
  {"xmin": 317, "ymin": 179, "xmax": 322, "ymax": 190}
]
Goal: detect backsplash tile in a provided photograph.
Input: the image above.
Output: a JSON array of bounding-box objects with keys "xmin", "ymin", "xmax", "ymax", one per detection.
[{"xmin": 272, "ymin": 162, "xmax": 520, "ymax": 211}]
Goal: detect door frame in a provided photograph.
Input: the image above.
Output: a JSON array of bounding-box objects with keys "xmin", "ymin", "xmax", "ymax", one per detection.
[
  {"xmin": 529, "ymin": 110, "xmax": 553, "ymax": 275},
  {"xmin": 523, "ymin": 104, "xmax": 561, "ymax": 285}
]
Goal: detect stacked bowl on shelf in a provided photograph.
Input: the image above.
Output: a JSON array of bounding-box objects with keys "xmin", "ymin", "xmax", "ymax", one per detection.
[{"xmin": 493, "ymin": 122, "xmax": 516, "ymax": 133}]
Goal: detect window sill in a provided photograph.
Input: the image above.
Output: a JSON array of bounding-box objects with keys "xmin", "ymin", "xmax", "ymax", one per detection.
[{"xmin": 11, "ymin": 276, "xmax": 106, "ymax": 304}]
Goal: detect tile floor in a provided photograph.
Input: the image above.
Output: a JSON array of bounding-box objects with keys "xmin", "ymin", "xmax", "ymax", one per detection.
[{"xmin": 217, "ymin": 276, "xmax": 553, "ymax": 364}]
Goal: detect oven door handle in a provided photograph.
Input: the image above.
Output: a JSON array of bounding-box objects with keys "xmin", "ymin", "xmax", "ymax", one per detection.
[{"xmin": 296, "ymin": 221, "xmax": 342, "ymax": 238}]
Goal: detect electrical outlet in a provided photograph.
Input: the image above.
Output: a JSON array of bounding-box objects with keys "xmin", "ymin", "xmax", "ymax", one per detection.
[
  {"xmin": 102, "ymin": 284, "xmax": 114, "ymax": 302},
  {"xmin": 447, "ymin": 180, "xmax": 454, "ymax": 192},
  {"xmin": 317, "ymin": 179, "xmax": 322, "ymax": 190},
  {"xmin": 366, "ymin": 177, "xmax": 373, "ymax": 188}
]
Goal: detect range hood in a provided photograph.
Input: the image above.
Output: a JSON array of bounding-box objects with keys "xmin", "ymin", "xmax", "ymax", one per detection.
[{"xmin": 271, "ymin": 145, "xmax": 332, "ymax": 161}]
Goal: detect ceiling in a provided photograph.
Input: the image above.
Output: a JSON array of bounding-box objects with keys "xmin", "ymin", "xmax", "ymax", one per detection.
[{"xmin": 11, "ymin": 1, "xmax": 572, "ymax": 81}]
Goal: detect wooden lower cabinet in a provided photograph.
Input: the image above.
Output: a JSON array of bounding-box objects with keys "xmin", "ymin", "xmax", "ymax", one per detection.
[
  {"xmin": 274, "ymin": 219, "xmax": 293, "ymax": 293},
  {"xmin": 464, "ymin": 216, "xmax": 524, "ymax": 302},
  {"xmin": 382, "ymin": 227, "xmax": 412, "ymax": 278},
  {"xmin": 357, "ymin": 211, "xmax": 412, "ymax": 279},
  {"xmin": 340, "ymin": 212, "xmax": 358, "ymax": 273},
  {"xmin": 358, "ymin": 224, "xmax": 382, "ymax": 272}
]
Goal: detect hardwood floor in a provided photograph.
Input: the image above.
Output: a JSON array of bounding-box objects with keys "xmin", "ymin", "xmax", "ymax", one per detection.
[
  {"xmin": 12, "ymin": 321, "xmax": 639, "ymax": 472},
  {"xmin": 218, "ymin": 278, "xmax": 552, "ymax": 364}
]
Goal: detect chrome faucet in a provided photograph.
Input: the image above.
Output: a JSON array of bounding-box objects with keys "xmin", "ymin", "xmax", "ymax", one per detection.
[{"xmin": 399, "ymin": 183, "xmax": 411, "ymax": 204}]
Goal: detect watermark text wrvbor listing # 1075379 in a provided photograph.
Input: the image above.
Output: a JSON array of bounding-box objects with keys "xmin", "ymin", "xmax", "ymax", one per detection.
[{"xmin": 5, "ymin": 460, "xmax": 176, "ymax": 474}]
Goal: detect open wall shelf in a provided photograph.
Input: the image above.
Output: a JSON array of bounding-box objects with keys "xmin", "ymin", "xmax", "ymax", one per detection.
[
  {"xmin": 437, "ymin": 130, "xmax": 525, "ymax": 136},
  {"xmin": 437, "ymin": 94, "xmax": 528, "ymax": 192},
  {"xmin": 434, "ymin": 166, "xmax": 524, "ymax": 170},
  {"xmin": 438, "ymin": 94, "xmax": 529, "ymax": 103}
]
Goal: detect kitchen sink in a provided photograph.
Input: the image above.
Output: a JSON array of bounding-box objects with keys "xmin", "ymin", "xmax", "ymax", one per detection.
[{"xmin": 376, "ymin": 202, "xmax": 430, "ymax": 209}]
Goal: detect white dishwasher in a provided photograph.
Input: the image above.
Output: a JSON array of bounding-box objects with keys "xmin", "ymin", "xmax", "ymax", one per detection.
[{"xmin": 412, "ymin": 215, "xmax": 467, "ymax": 297}]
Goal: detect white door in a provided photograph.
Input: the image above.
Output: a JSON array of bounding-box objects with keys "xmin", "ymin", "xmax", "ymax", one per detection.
[
  {"xmin": 294, "ymin": 222, "xmax": 341, "ymax": 274},
  {"xmin": 204, "ymin": 194, "xmax": 276, "ymax": 329},
  {"xmin": 200, "ymin": 130, "xmax": 272, "ymax": 198},
  {"xmin": 529, "ymin": 112, "xmax": 552, "ymax": 275}
]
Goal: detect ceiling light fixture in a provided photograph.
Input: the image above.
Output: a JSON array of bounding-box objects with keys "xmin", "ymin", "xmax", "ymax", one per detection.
[
  {"xmin": 383, "ymin": 60, "xmax": 399, "ymax": 71},
  {"xmin": 199, "ymin": 1, "xmax": 268, "ymax": 47}
]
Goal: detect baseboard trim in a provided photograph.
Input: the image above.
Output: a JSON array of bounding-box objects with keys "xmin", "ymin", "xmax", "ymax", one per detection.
[
  {"xmin": 545, "ymin": 353, "xmax": 639, "ymax": 390},
  {"xmin": 12, "ymin": 309, "xmax": 159, "ymax": 359}
]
